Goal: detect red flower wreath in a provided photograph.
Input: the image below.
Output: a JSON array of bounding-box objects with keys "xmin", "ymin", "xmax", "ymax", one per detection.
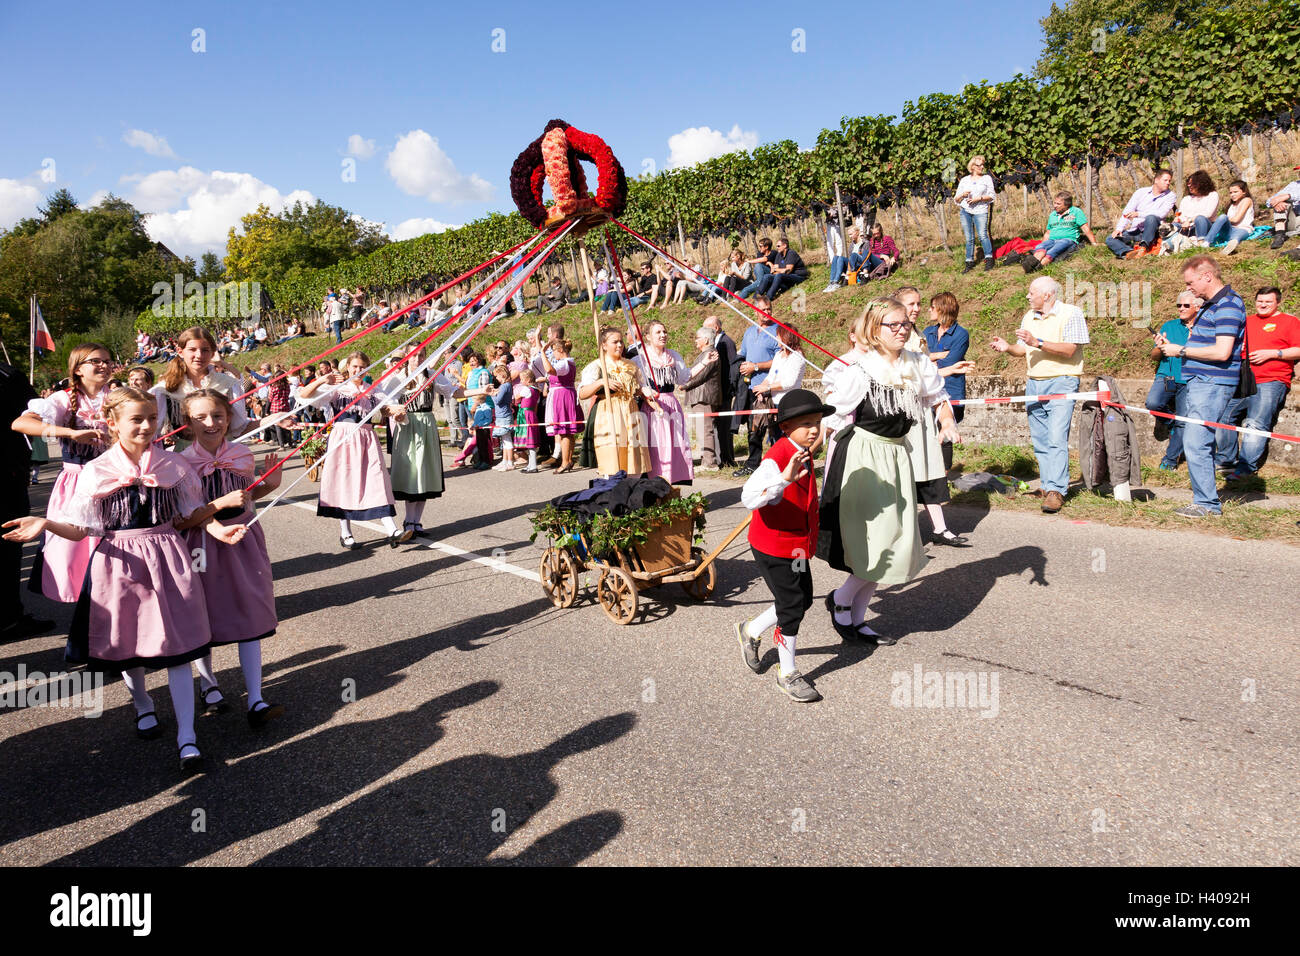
[{"xmin": 510, "ymin": 120, "xmax": 627, "ymax": 229}]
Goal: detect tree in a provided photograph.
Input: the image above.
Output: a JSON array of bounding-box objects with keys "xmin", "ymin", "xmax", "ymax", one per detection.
[
  {"xmin": 197, "ymin": 252, "xmax": 225, "ymax": 284},
  {"xmin": 39, "ymin": 187, "xmax": 79, "ymax": 224},
  {"xmin": 223, "ymin": 199, "xmax": 389, "ymax": 284}
]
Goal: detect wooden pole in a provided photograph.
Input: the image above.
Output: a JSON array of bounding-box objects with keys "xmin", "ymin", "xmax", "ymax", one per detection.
[
  {"xmin": 581, "ymin": 244, "xmax": 613, "ymax": 410},
  {"xmin": 834, "ymin": 180, "xmax": 848, "ymax": 273},
  {"xmin": 691, "ymin": 512, "xmax": 752, "ymax": 580},
  {"xmin": 29, "ymin": 295, "xmax": 35, "ymax": 384},
  {"xmin": 676, "ymin": 213, "xmax": 688, "ymax": 260},
  {"xmin": 1085, "ymin": 148, "xmax": 1093, "ymax": 230}
]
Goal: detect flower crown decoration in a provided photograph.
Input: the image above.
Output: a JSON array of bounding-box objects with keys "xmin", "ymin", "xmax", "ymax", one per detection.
[{"xmin": 510, "ymin": 119, "xmax": 628, "ymax": 230}]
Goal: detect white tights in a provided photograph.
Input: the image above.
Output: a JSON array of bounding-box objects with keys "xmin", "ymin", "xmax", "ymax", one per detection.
[
  {"xmin": 122, "ymin": 664, "xmax": 196, "ymax": 749},
  {"xmin": 833, "ymin": 575, "xmax": 878, "ymax": 628},
  {"xmin": 191, "ymin": 642, "xmax": 266, "ymax": 710},
  {"xmin": 403, "ymin": 501, "xmax": 426, "ymax": 525},
  {"xmin": 339, "ymin": 516, "xmax": 398, "ymax": 538}
]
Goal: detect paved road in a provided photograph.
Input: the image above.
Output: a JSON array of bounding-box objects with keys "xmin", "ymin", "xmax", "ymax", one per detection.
[{"xmin": 3, "ymin": 451, "xmax": 1296, "ymax": 866}]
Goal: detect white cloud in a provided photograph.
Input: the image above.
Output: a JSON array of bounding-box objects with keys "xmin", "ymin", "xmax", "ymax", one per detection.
[
  {"xmin": 346, "ymin": 134, "xmax": 377, "ymax": 159},
  {"xmin": 388, "ymin": 217, "xmax": 461, "ymax": 241},
  {"xmin": 123, "ymin": 166, "xmax": 315, "ymax": 258},
  {"xmin": 84, "ymin": 189, "xmax": 111, "ymax": 208},
  {"xmin": 123, "ymin": 128, "xmax": 177, "ymax": 159},
  {"xmin": 0, "ymin": 179, "xmax": 42, "ymax": 229},
  {"xmin": 385, "ymin": 130, "xmax": 491, "ymax": 202},
  {"xmin": 667, "ymin": 125, "xmax": 759, "ymax": 170}
]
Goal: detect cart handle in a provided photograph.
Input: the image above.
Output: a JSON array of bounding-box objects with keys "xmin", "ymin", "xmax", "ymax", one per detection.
[{"xmin": 690, "ymin": 513, "xmax": 752, "ymax": 580}]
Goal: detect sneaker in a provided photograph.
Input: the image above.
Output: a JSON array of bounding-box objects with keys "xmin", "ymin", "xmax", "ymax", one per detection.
[
  {"xmin": 1225, "ymin": 468, "xmax": 1254, "ymax": 481},
  {"xmin": 775, "ymin": 667, "xmax": 821, "ymax": 703},
  {"xmin": 735, "ymin": 621, "xmax": 762, "ymax": 673},
  {"xmin": 1223, "ymin": 238, "xmax": 1240, "ymax": 255},
  {"xmin": 962, "ymin": 261, "xmax": 975, "ymax": 274},
  {"xmin": 823, "ymin": 283, "xmax": 840, "ymax": 294},
  {"xmin": 1173, "ymin": 504, "xmax": 1216, "ymax": 518},
  {"xmin": 733, "ymin": 466, "xmax": 755, "ymax": 477},
  {"xmin": 1041, "ymin": 490, "xmax": 1064, "ymax": 513},
  {"xmin": 1022, "ymin": 256, "xmax": 1040, "ymax": 274},
  {"xmin": 1270, "ymin": 232, "xmax": 1287, "ymax": 250},
  {"xmin": 983, "ymin": 258, "xmax": 995, "ymax": 271},
  {"xmin": 1157, "ymin": 461, "xmax": 1178, "ymax": 471}
]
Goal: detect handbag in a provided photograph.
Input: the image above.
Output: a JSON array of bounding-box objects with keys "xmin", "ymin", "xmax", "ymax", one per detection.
[{"xmin": 1234, "ymin": 325, "xmax": 1257, "ymax": 400}]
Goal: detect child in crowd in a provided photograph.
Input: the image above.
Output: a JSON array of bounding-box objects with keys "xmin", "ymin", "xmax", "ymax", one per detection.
[
  {"xmin": 736, "ymin": 389, "xmax": 834, "ymax": 703},
  {"xmin": 11, "ymin": 343, "xmax": 114, "ymax": 602},
  {"xmin": 127, "ymin": 366, "xmax": 154, "ymax": 392},
  {"xmin": 490, "ymin": 364, "xmax": 516, "ymax": 471},
  {"xmin": 179, "ymin": 389, "xmax": 284, "ymax": 728},
  {"xmin": 297, "ymin": 352, "xmax": 409, "ymax": 549},
  {"xmin": 3, "ymin": 387, "xmax": 243, "ymax": 772},
  {"xmin": 513, "ymin": 368, "xmax": 543, "ymax": 472}
]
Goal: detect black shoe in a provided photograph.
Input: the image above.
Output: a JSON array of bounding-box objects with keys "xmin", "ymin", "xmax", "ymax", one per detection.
[
  {"xmin": 247, "ymin": 701, "xmax": 284, "ymax": 729},
  {"xmin": 873, "ymin": 633, "xmax": 899, "ymax": 646},
  {"xmin": 201, "ymin": 686, "xmax": 231, "ymax": 715},
  {"xmin": 340, "ymin": 534, "xmax": 359, "ymax": 550},
  {"xmin": 824, "ymin": 592, "xmax": 863, "ymax": 642},
  {"xmin": 931, "ymin": 530, "xmax": 970, "ymax": 547},
  {"xmin": 135, "ymin": 712, "xmax": 164, "ymax": 740},
  {"xmin": 983, "ymin": 258, "xmax": 995, "ymax": 271},
  {"xmin": 179, "ymin": 743, "xmax": 205, "ymax": 775},
  {"xmin": 389, "ymin": 527, "xmax": 414, "ymax": 548},
  {"xmin": 733, "ymin": 466, "xmax": 755, "ymax": 477},
  {"xmin": 962, "ymin": 261, "xmax": 975, "ymax": 274},
  {"xmin": 1002, "ymin": 252, "xmax": 1023, "ymax": 266},
  {"xmin": 0, "ymin": 614, "xmax": 56, "ymax": 642},
  {"xmin": 1271, "ymin": 232, "xmax": 1287, "ymax": 250},
  {"xmin": 1022, "ymin": 256, "xmax": 1040, "ymax": 274}
]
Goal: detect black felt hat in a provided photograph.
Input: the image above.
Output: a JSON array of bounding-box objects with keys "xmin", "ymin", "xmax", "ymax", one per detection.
[{"xmin": 775, "ymin": 388, "xmax": 835, "ymax": 425}]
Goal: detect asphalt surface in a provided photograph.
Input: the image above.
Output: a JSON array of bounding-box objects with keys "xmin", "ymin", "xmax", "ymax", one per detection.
[{"xmin": 2, "ymin": 446, "xmax": 1297, "ymax": 866}]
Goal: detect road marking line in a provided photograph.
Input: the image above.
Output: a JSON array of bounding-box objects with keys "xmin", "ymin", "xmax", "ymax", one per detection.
[{"xmin": 283, "ymin": 500, "xmax": 540, "ymax": 582}]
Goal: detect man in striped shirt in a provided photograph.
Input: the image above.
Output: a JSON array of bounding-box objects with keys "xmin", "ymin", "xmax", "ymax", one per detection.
[{"xmin": 1156, "ymin": 255, "xmax": 1245, "ymax": 517}]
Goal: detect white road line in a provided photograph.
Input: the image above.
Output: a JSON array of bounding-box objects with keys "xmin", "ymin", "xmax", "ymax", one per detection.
[{"xmin": 283, "ymin": 499, "xmax": 540, "ymax": 582}]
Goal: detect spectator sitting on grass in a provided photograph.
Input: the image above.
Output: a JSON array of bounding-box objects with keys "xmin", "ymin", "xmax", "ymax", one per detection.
[
  {"xmin": 1107, "ymin": 168, "xmax": 1176, "ymax": 260},
  {"xmin": 1024, "ymin": 191, "xmax": 1098, "ymax": 273},
  {"xmin": 1206, "ymin": 180, "xmax": 1254, "ymax": 254},
  {"xmin": 1162, "ymin": 170, "xmax": 1219, "ymax": 252},
  {"xmin": 737, "ymin": 238, "xmax": 775, "ymax": 300},
  {"xmin": 537, "ymin": 277, "xmax": 568, "ymax": 313},
  {"xmin": 1265, "ymin": 172, "xmax": 1300, "ymax": 250},
  {"xmin": 276, "ymin": 320, "xmax": 302, "ymax": 345},
  {"xmin": 717, "ymin": 248, "xmax": 753, "ymax": 297},
  {"xmin": 866, "ymin": 224, "xmax": 899, "ymax": 276},
  {"xmin": 755, "ymin": 236, "xmax": 808, "ymax": 301}
]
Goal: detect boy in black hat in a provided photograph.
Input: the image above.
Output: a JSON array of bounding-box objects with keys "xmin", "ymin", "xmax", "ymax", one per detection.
[{"xmin": 735, "ymin": 388, "xmax": 834, "ymax": 702}]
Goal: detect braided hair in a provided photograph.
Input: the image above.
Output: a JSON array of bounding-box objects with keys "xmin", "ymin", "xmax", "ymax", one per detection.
[{"xmin": 64, "ymin": 342, "xmax": 110, "ymax": 427}]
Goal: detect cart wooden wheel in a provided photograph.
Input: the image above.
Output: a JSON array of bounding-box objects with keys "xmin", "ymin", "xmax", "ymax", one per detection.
[
  {"xmin": 539, "ymin": 547, "xmax": 579, "ymax": 608},
  {"xmin": 596, "ymin": 566, "xmax": 639, "ymax": 624},
  {"xmin": 680, "ymin": 547, "xmax": 716, "ymax": 601}
]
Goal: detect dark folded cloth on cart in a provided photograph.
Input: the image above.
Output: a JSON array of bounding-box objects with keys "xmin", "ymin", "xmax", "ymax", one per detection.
[{"xmin": 551, "ymin": 472, "xmax": 673, "ymax": 518}]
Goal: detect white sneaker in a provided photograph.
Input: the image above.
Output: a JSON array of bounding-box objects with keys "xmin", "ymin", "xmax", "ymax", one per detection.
[
  {"xmin": 1224, "ymin": 238, "xmax": 1240, "ymax": 255},
  {"xmin": 823, "ymin": 283, "xmax": 840, "ymax": 293}
]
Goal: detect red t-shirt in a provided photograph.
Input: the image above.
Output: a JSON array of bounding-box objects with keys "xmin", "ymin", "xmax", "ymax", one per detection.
[{"xmin": 1242, "ymin": 312, "xmax": 1300, "ymax": 385}]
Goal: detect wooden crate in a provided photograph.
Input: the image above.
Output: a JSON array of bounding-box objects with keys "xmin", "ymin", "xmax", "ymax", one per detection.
[{"xmin": 636, "ymin": 513, "xmax": 695, "ymax": 572}]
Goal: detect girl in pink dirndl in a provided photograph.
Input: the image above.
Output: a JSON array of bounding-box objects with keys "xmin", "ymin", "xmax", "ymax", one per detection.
[
  {"xmin": 297, "ymin": 351, "xmax": 409, "ymax": 549},
  {"xmin": 538, "ymin": 337, "xmax": 582, "ymax": 473},
  {"xmin": 633, "ymin": 320, "xmax": 695, "ymax": 485},
  {"xmin": 3, "ymin": 387, "xmax": 246, "ymax": 774},
  {"xmin": 179, "ymin": 389, "xmax": 285, "ymax": 728},
  {"xmin": 11, "ymin": 343, "xmax": 113, "ymax": 602}
]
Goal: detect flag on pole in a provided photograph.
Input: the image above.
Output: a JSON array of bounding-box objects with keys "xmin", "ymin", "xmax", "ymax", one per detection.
[{"xmin": 32, "ymin": 303, "xmax": 55, "ymax": 356}]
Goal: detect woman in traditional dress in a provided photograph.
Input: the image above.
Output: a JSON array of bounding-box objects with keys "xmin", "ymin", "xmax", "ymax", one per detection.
[
  {"xmin": 818, "ymin": 299, "xmax": 958, "ymax": 644},
  {"xmin": 577, "ymin": 327, "xmax": 656, "ymax": 478},
  {"xmin": 384, "ymin": 348, "xmax": 465, "ymax": 536},
  {"xmin": 631, "ymin": 320, "xmax": 695, "ymax": 485},
  {"xmin": 151, "ymin": 326, "xmax": 250, "ymax": 448},
  {"xmin": 11, "ymin": 343, "xmax": 113, "ymax": 602},
  {"xmin": 298, "ymin": 351, "xmax": 409, "ymax": 549},
  {"xmin": 538, "ymin": 337, "xmax": 582, "ymax": 473}
]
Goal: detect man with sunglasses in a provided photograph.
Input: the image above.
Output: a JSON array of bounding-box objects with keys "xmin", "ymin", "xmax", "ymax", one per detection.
[
  {"xmin": 1146, "ymin": 293, "xmax": 1204, "ymax": 469},
  {"xmin": 991, "ymin": 275, "xmax": 1089, "ymax": 513}
]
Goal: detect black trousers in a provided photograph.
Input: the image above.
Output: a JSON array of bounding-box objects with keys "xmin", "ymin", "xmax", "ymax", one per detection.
[
  {"xmin": 715, "ymin": 413, "xmax": 735, "ymax": 466},
  {"xmin": 752, "ymin": 545, "xmax": 813, "ymax": 636},
  {"xmin": 743, "ymin": 402, "xmax": 777, "ymax": 468},
  {"xmin": 1, "ymin": 473, "xmax": 30, "ymax": 626}
]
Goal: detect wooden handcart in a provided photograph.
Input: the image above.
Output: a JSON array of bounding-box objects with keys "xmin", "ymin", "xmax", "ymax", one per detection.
[{"xmin": 538, "ymin": 502, "xmax": 749, "ymax": 625}]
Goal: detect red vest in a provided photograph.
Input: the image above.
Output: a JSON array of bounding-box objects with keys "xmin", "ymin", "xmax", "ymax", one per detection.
[{"xmin": 748, "ymin": 437, "xmax": 818, "ymax": 559}]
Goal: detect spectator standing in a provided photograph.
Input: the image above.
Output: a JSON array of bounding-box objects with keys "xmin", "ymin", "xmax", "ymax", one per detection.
[
  {"xmin": 990, "ymin": 275, "xmax": 1089, "ymax": 514},
  {"xmin": 1206, "ymin": 180, "xmax": 1254, "ymax": 254},
  {"xmin": 922, "ymin": 291, "xmax": 974, "ymax": 475},
  {"xmin": 1155, "ymin": 255, "xmax": 1246, "ymax": 517},
  {"xmin": 684, "ymin": 327, "xmax": 723, "ymax": 471},
  {"xmin": 954, "ymin": 155, "xmax": 996, "ymax": 272},
  {"xmin": 755, "ymin": 237, "xmax": 808, "ymax": 301},
  {"xmin": 327, "ymin": 293, "xmax": 344, "ymax": 344},
  {"xmin": 1146, "ymin": 292, "xmax": 1203, "ymax": 470},
  {"xmin": 1107, "ymin": 169, "xmax": 1177, "ymax": 259},
  {"xmin": 732, "ymin": 298, "xmax": 782, "ymax": 475},
  {"xmin": 703, "ymin": 315, "xmax": 738, "ymax": 467},
  {"xmin": 1265, "ymin": 172, "xmax": 1300, "ymax": 250},
  {"xmin": 1024, "ymin": 191, "xmax": 1098, "ymax": 272},
  {"xmin": 1217, "ymin": 287, "xmax": 1300, "ymax": 479}
]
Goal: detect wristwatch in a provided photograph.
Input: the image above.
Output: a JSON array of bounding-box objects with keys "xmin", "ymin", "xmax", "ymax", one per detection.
[
  {"xmin": 1035, "ymin": 337, "xmax": 1044, "ymax": 349},
  {"xmin": 1179, "ymin": 347, "xmax": 1187, "ymax": 358},
  {"xmin": 1278, "ymin": 349, "xmax": 1285, "ymax": 359}
]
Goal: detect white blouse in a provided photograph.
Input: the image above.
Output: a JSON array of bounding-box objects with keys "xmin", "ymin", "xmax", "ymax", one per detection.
[
  {"xmin": 766, "ymin": 349, "xmax": 807, "ymax": 404},
  {"xmin": 956, "ymin": 174, "xmax": 996, "ymax": 215},
  {"xmin": 1177, "ymin": 192, "xmax": 1220, "ymax": 224},
  {"xmin": 823, "ymin": 349, "xmax": 947, "ymax": 421}
]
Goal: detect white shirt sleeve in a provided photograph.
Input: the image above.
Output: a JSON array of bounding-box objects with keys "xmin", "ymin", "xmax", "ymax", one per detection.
[
  {"xmin": 671, "ymin": 351, "xmax": 691, "ymax": 386},
  {"xmin": 825, "ymin": 363, "xmax": 871, "ymax": 417},
  {"xmin": 918, "ymin": 354, "xmax": 948, "ymax": 406},
  {"xmin": 740, "ymin": 458, "xmax": 790, "ymax": 511},
  {"xmin": 777, "ymin": 352, "xmax": 806, "ymax": 391}
]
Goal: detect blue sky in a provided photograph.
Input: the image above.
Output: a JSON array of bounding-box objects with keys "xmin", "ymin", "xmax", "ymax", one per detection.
[{"xmin": 1, "ymin": 0, "xmax": 1055, "ymax": 259}]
